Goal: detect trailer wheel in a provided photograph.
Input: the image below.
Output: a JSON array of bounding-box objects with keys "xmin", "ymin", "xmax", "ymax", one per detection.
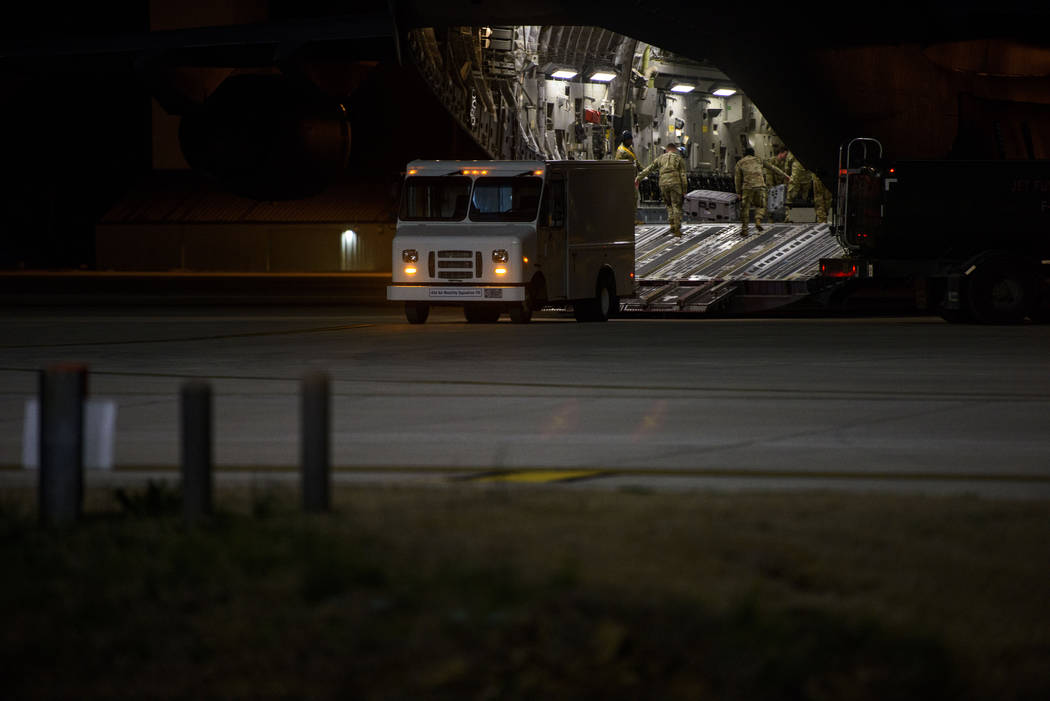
[
  {"xmin": 405, "ymin": 302, "xmax": 429, "ymax": 324},
  {"xmin": 508, "ymin": 287, "xmax": 533, "ymax": 324},
  {"xmin": 464, "ymin": 304, "xmax": 501, "ymax": 323},
  {"xmin": 966, "ymin": 262, "xmax": 1036, "ymax": 324}
]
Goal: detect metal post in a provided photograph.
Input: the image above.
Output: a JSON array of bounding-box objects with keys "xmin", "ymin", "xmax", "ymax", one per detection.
[
  {"xmin": 38, "ymin": 364, "xmax": 87, "ymax": 527},
  {"xmin": 301, "ymin": 371, "xmax": 331, "ymax": 512},
  {"xmin": 180, "ymin": 381, "xmax": 212, "ymax": 524}
]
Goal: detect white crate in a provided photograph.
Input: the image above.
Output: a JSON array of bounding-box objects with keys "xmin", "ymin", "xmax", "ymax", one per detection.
[
  {"xmin": 766, "ymin": 184, "xmax": 786, "ymax": 214},
  {"xmin": 684, "ymin": 190, "xmax": 739, "ymax": 222}
]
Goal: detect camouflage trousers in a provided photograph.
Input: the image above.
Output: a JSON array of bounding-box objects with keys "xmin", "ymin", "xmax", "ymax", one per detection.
[
  {"xmin": 785, "ymin": 175, "xmax": 812, "ymax": 222},
  {"xmin": 739, "ymin": 187, "xmax": 767, "ymax": 229},
  {"xmin": 786, "ymin": 174, "xmax": 812, "ymax": 204},
  {"xmin": 812, "ymin": 175, "xmax": 832, "ymax": 223},
  {"xmin": 661, "ymin": 184, "xmax": 684, "ymax": 235}
]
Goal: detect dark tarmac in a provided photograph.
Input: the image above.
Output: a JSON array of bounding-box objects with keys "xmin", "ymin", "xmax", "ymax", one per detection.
[{"xmin": 2, "ymin": 305, "xmax": 1048, "ymax": 497}]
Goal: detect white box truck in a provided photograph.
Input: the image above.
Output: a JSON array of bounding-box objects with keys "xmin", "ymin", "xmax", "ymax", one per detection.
[{"xmin": 387, "ymin": 160, "xmax": 636, "ymax": 323}]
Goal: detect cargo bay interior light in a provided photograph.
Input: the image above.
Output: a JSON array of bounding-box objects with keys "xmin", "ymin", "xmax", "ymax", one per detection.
[
  {"xmin": 712, "ymin": 88, "xmax": 737, "ymax": 97},
  {"xmin": 670, "ymin": 83, "xmax": 695, "ymax": 93},
  {"xmin": 589, "ymin": 70, "xmax": 616, "ymax": 82},
  {"xmin": 551, "ymin": 69, "xmax": 578, "ymax": 79}
]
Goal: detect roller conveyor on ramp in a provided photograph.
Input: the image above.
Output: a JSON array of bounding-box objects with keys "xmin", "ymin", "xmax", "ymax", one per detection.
[{"xmin": 623, "ymin": 222, "xmax": 844, "ymax": 313}]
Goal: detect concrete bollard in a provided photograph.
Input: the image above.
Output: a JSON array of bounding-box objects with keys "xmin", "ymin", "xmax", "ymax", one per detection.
[
  {"xmin": 38, "ymin": 364, "xmax": 87, "ymax": 527},
  {"xmin": 180, "ymin": 381, "xmax": 213, "ymax": 524},
  {"xmin": 301, "ymin": 371, "xmax": 331, "ymax": 513}
]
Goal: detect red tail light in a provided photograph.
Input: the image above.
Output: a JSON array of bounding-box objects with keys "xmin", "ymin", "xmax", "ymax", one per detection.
[{"xmin": 820, "ymin": 260, "xmax": 857, "ymax": 278}]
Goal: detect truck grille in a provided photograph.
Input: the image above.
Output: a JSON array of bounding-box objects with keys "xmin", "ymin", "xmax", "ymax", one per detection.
[{"xmin": 435, "ymin": 250, "xmax": 480, "ymax": 279}]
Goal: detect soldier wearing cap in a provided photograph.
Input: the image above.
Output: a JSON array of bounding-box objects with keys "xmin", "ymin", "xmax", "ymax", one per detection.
[
  {"xmin": 734, "ymin": 147, "xmax": 768, "ymax": 235},
  {"xmin": 636, "ymin": 142, "xmax": 688, "ymax": 237}
]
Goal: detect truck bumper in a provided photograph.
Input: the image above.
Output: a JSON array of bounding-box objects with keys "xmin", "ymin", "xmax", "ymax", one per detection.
[{"xmin": 387, "ymin": 285, "xmax": 526, "ymax": 302}]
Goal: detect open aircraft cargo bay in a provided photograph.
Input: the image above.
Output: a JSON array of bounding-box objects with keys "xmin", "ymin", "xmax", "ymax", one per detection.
[{"xmin": 623, "ymin": 222, "xmax": 843, "ymax": 314}]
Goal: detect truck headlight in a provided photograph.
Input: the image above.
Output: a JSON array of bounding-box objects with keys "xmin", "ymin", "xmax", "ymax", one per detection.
[
  {"xmin": 402, "ymin": 249, "xmax": 419, "ymax": 263},
  {"xmin": 492, "ymin": 249, "xmax": 509, "ymax": 263}
]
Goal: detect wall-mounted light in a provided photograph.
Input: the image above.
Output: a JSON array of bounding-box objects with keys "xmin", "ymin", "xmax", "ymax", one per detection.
[
  {"xmin": 670, "ymin": 83, "xmax": 695, "ymax": 93},
  {"xmin": 551, "ymin": 69, "xmax": 578, "ymax": 79},
  {"xmin": 712, "ymin": 88, "xmax": 737, "ymax": 97},
  {"xmin": 342, "ymin": 229, "xmax": 360, "ymax": 272},
  {"xmin": 589, "ymin": 70, "xmax": 616, "ymax": 82}
]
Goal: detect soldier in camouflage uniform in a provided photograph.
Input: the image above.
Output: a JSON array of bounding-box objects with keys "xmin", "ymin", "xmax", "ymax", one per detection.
[
  {"xmin": 616, "ymin": 131, "xmax": 643, "ymax": 223},
  {"xmin": 784, "ymin": 151, "xmax": 813, "ymax": 222},
  {"xmin": 734, "ymin": 147, "xmax": 768, "ymax": 235},
  {"xmin": 811, "ymin": 173, "xmax": 832, "ymax": 224},
  {"xmin": 763, "ymin": 146, "xmax": 791, "ymax": 187},
  {"xmin": 636, "ymin": 142, "xmax": 688, "ymax": 237}
]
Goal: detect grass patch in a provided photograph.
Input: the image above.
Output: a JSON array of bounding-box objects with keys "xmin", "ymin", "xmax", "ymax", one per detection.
[{"xmin": 0, "ymin": 485, "xmax": 1047, "ymax": 699}]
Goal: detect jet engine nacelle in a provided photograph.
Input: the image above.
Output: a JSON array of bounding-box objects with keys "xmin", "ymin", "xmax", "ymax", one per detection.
[{"xmin": 178, "ymin": 73, "xmax": 350, "ymax": 200}]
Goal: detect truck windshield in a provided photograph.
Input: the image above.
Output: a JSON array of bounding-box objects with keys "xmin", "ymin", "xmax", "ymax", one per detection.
[
  {"xmin": 400, "ymin": 177, "xmax": 471, "ymax": 221},
  {"xmin": 469, "ymin": 177, "xmax": 542, "ymax": 222}
]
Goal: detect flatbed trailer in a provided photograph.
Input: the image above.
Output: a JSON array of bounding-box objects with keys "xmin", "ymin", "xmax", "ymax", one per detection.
[{"xmin": 621, "ymin": 222, "xmax": 843, "ymax": 314}]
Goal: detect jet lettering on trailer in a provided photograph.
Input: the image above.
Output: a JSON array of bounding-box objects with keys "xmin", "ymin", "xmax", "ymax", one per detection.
[{"xmin": 1010, "ymin": 179, "xmax": 1050, "ymax": 193}]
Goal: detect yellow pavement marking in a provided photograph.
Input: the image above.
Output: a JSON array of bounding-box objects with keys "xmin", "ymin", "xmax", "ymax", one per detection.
[{"xmin": 473, "ymin": 470, "xmax": 603, "ymax": 484}]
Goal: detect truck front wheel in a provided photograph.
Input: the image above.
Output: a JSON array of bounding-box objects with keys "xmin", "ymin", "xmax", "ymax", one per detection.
[
  {"xmin": 508, "ymin": 287, "xmax": 533, "ymax": 323},
  {"xmin": 405, "ymin": 302, "xmax": 430, "ymax": 324}
]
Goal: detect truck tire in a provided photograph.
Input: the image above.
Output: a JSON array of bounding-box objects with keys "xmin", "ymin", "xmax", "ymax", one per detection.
[
  {"xmin": 574, "ymin": 272, "xmax": 617, "ymax": 322},
  {"xmin": 966, "ymin": 261, "xmax": 1036, "ymax": 324},
  {"xmin": 464, "ymin": 304, "xmax": 500, "ymax": 323},
  {"xmin": 405, "ymin": 302, "xmax": 429, "ymax": 324},
  {"xmin": 508, "ymin": 287, "xmax": 533, "ymax": 324}
]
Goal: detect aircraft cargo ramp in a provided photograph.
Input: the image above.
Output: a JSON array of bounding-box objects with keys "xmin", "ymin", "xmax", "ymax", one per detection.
[{"xmin": 624, "ymin": 222, "xmax": 844, "ymax": 314}]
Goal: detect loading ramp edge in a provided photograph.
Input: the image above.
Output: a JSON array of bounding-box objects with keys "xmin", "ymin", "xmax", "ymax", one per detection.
[
  {"xmin": 623, "ymin": 222, "xmax": 841, "ymax": 314},
  {"xmin": 622, "ymin": 279, "xmax": 819, "ymax": 314}
]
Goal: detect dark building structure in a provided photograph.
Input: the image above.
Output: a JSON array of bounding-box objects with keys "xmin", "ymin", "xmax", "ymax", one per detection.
[{"xmin": 1, "ymin": 1, "xmax": 1047, "ymax": 270}]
